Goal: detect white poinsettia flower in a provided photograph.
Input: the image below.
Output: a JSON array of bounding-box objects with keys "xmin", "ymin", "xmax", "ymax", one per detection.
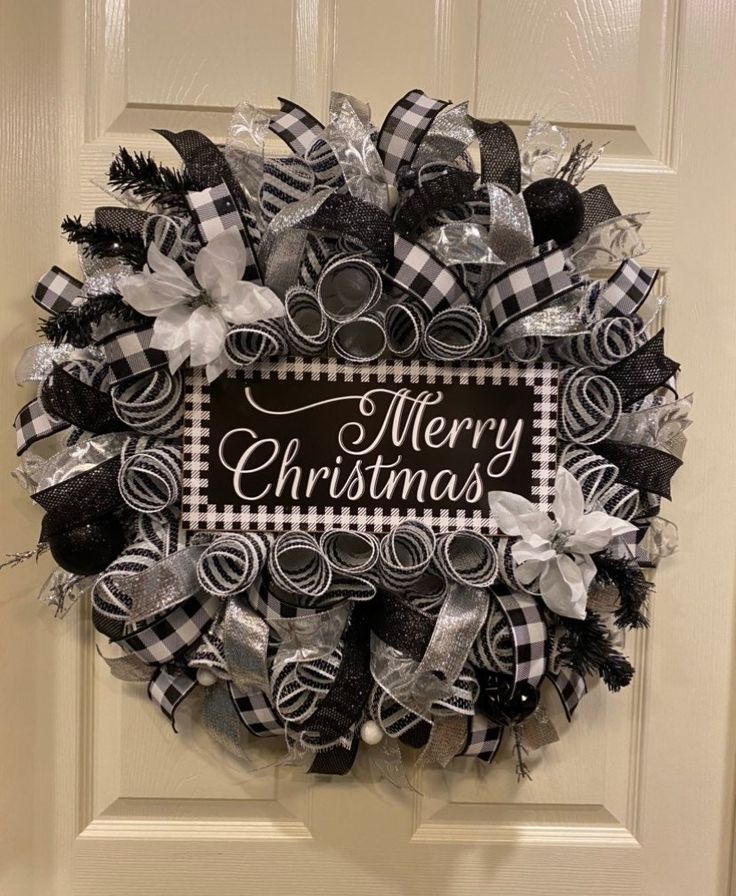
[
  {"xmin": 488, "ymin": 467, "xmax": 637, "ymax": 620},
  {"xmin": 119, "ymin": 228, "xmax": 285, "ymax": 381}
]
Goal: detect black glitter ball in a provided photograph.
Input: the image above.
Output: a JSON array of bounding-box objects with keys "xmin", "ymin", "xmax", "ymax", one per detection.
[
  {"xmin": 523, "ymin": 177, "xmax": 585, "ymax": 246},
  {"xmin": 48, "ymin": 517, "xmax": 126, "ymax": 576},
  {"xmin": 483, "ymin": 681, "xmax": 540, "ymax": 724},
  {"xmin": 396, "ymin": 166, "xmax": 419, "ymax": 191}
]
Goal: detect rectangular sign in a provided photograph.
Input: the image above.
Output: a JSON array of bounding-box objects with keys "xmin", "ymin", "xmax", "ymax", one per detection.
[{"xmin": 182, "ymin": 359, "xmax": 558, "ymax": 534}]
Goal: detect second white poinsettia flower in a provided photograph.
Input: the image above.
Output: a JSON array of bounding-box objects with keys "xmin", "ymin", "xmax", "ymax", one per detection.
[
  {"xmin": 488, "ymin": 467, "xmax": 638, "ymax": 620},
  {"xmin": 119, "ymin": 228, "xmax": 285, "ymax": 381}
]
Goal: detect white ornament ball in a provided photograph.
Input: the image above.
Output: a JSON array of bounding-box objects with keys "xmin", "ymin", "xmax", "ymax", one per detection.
[
  {"xmin": 196, "ymin": 668, "xmax": 218, "ymax": 687},
  {"xmin": 360, "ymin": 720, "xmax": 384, "ymax": 745}
]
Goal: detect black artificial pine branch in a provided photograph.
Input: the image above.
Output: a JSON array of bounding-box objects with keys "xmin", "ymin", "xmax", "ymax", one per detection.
[
  {"xmin": 108, "ymin": 148, "xmax": 192, "ymax": 213},
  {"xmin": 61, "ymin": 216, "xmax": 147, "ymax": 269},
  {"xmin": 557, "ymin": 612, "xmax": 635, "ymax": 693},
  {"xmin": 39, "ymin": 293, "xmax": 148, "ymax": 348},
  {"xmin": 595, "ymin": 551, "xmax": 653, "ymax": 630}
]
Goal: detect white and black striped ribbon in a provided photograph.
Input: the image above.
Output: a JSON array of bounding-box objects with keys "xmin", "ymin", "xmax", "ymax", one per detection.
[
  {"xmin": 495, "ymin": 536, "xmax": 542, "ymax": 595},
  {"xmin": 196, "ymin": 533, "xmax": 269, "ymax": 598},
  {"xmin": 384, "ymin": 300, "xmax": 430, "ymax": 358},
  {"xmin": 304, "ymin": 138, "xmax": 345, "ymax": 189},
  {"xmin": 331, "ymin": 311, "xmax": 386, "ymax": 363},
  {"xmin": 268, "ymin": 532, "xmax": 334, "ymax": 608},
  {"xmin": 118, "ymin": 435, "xmax": 182, "ymax": 514},
  {"xmin": 259, "ymin": 156, "xmax": 315, "ymax": 224},
  {"xmin": 434, "ymin": 531, "xmax": 498, "ymax": 588},
  {"xmin": 560, "ymin": 444, "xmax": 640, "ymax": 520},
  {"xmin": 316, "ymin": 255, "xmax": 383, "ymax": 323},
  {"xmin": 552, "ymin": 316, "xmax": 640, "ymax": 369},
  {"xmin": 223, "ymin": 318, "xmax": 289, "ymax": 367},
  {"xmin": 504, "ymin": 335, "xmax": 544, "ymax": 363},
  {"xmin": 421, "ymin": 305, "xmax": 490, "ymax": 360},
  {"xmin": 378, "ymin": 520, "xmax": 436, "ymax": 590},
  {"xmin": 283, "ymin": 286, "xmax": 330, "ymax": 355},
  {"xmin": 111, "ymin": 369, "xmax": 184, "ymax": 438},
  {"xmin": 297, "ymin": 233, "xmax": 334, "ymax": 289},
  {"xmin": 559, "ymin": 367, "xmax": 623, "ymax": 446}
]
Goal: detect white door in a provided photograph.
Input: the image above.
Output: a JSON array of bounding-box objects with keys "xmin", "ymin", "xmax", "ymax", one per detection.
[{"xmin": 2, "ymin": 1, "xmax": 735, "ymax": 894}]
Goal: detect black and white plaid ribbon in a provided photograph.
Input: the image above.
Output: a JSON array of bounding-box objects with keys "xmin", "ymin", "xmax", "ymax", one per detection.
[
  {"xmin": 230, "ymin": 683, "xmax": 285, "ymax": 736},
  {"xmin": 547, "ymin": 666, "xmax": 587, "ymax": 721},
  {"xmin": 14, "ymin": 397, "xmax": 67, "ymax": 455},
  {"xmin": 33, "ymin": 266, "xmax": 83, "ymax": 314},
  {"xmin": 599, "ymin": 259, "xmax": 658, "ymax": 318},
  {"xmin": 481, "ymin": 247, "xmax": 581, "ymax": 337},
  {"xmin": 111, "ymin": 368, "xmax": 183, "ymax": 438},
  {"xmin": 377, "ymin": 90, "xmax": 448, "ymax": 184},
  {"xmin": 118, "ymin": 435, "xmax": 182, "ymax": 514},
  {"xmin": 100, "ymin": 326, "xmax": 169, "ymax": 386},
  {"xmin": 493, "ymin": 590, "xmax": 547, "ymax": 691},
  {"xmin": 269, "ymin": 98, "xmax": 325, "ymax": 156},
  {"xmin": 148, "ymin": 664, "xmax": 198, "ymax": 730},
  {"xmin": 386, "ymin": 233, "xmax": 471, "ymax": 314}
]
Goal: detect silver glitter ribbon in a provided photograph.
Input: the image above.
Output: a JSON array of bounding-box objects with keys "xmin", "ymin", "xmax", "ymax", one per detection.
[
  {"xmin": 609, "ymin": 393, "xmax": 693, "ymax": 458},
  {"xmin": 108, "ymin": 544, "xmax": 206, "ymax": 625},
  {"xmin": 222, "ymin": 596, "xmax": 272, "ymax": 693},
  {"xmin": 15, "ymin": 343, "xmax": 76, "ymax": 385}
]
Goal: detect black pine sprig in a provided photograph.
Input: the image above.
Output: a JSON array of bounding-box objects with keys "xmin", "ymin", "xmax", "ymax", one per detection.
[
  {"xmin": 39, "ymin": 293, "xmax": 148, "ymax": 348},
  {"xmin": 108, "ymin": 148, "xmax": 192, "ymax": 213},
  {"xmin": 557, "ymin": 612, "xmax": 635, "ymax": 693},
  {"xmin": 61, "ymin": 215, "xmax": 148, "ymax": 269},
  {"xmin": 595, "ymin": 551, "xmax": 653, "ymax": 630}
]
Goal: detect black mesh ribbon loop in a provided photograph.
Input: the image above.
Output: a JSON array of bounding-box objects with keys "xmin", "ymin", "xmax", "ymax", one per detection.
[
  {"xmin": 605, "ymin": 329, "xmax": 680, "ymax": 407},
  {"xmin": 469, "ymin": 117, "xmax": 521, "ymax": 193}
]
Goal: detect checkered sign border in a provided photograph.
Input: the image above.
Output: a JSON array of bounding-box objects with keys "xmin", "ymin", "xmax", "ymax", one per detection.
[{"xmin": 182, "ymin": 358, "xmax": 558, "ymax": 535}]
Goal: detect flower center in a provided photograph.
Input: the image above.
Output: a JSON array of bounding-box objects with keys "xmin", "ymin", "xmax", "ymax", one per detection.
[
  {"xmin": 189, "ymin": 290, "xmax": 215, "ymax": 309},
  {"xmin": 551, "ymin": 528, "xmax": 575, "ymax": 553}
]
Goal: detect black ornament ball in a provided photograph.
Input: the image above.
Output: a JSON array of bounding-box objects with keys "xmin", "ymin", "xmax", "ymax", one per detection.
[
  {"xmin": 48, "ymin": 517, "xmax": 126, "ymax": 576},
  {"xmin": 396, "ymin": 166, "xmax": 419, "ymax": 191},
  {"xmin": 484, "ymin": 682, "xmax": 540, "ymax": 725},
  {"xmin": 523, "ymin": 177, "xmax": 585, "ymax": 246}
]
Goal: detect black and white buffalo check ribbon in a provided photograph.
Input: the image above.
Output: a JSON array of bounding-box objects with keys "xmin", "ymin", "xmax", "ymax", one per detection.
[
  {"xmin": 100, "ymin": 326, "xmax": 169, "ymax": 386},
  {"xmin": 598, "ymin": 259, "xmax": 658, "ymax": 318},
  {"xmin": 269, "ymin": 98, "xmax": 325, "ymax": 156},
  {"xmin": 377, "ymin": 90, "xmax": 449, "ymax": 184},
  {"xmin": 481, "ymin": 246, "xmax": 581, "ymax": 337},
  {"xmin": 385, "ymin": 233, "xmax": 471, "ymax": 313},
  {"xmin": 33, "ymin": 266, "xmax": 83, "ymax": 314},
  {"xmin": 547, "ymin": 666, "xmax": 587, "ymax": 721},
  {"xmin": 230, "ymin": 684, "xmax": 285, "ymax": 736},
  {"xmin": 14, "ymin": 397, "xmax": 67, "ymax": 455},
  {"xmin": 148, "ymin": 664, "xmax": 198, "ymax": 730}
]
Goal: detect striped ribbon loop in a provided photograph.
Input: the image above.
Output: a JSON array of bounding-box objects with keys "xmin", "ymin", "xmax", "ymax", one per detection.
[
  {"xmin": 283, "ymin": 286, "xmax": 330, "ymax": 355},
  {"xmin": 470, "ymin": 599, "xmax": 515, "ymax": 673},
  {"xmin": 495, "ymin": 536, "xmax": 542, "ymax": 595},
  {"xmin": 111, "ymin": 369, "xmax": 184, "ymax": 438},
  {"xmin": 118, "ymin": 436, "xmax": 182, "ymax": 513},
  {"xmin": 321, "ymin": 530, "xmax": 379, "ymax": 575},
  {"xmin": 434, "ymin": 531, "xmax": 498, "ymax": 588},
  {"xmin": 559, "ymin": 367, "xmax": 622, "ymax": 445},
  {"xmin": 259, "ymin": 155, "xmax": 315, "ymax": 224},
  {"xmin": 304, "ymin": 138, "xmax": 345, "ymax": 189},
  {"xmin": 553, "ymin": 316, "xmax": 640, "ymax": 369},
  {"xmin": 384, "ymin": 300, "xmax": 429, "ymax": 358},
  {"xmin": 223, "ymin": 318, "xmax": 289, "ymax": 367},
  {"xmin": 331, "ymin": 312, "xmax": 387, "ymax": 362},
  {"xmin": 378, "ymin": 520, "xmax": 436, "ymax": 590},
  {"xmin": 271, "ymin": 648, "xmax": 342, "ymax": 725},
  {"xmin": 421, "ymin": 305, "xmax": 490, "ymax": 360},
  {"xmin": 298, "ymin": 233, "xmax": 334, "ymax": 289},
  {"xmin": 316, "ymin": 255, "xmax": 383, "ymax": 323},
  {"xmin": 504, "ymin": 335, "xmax": 544, "ymax": 363},
  {"xmin": 560, "ymin": 444, "xmax": 640, "ymax": 520},
  {"xmin": 268, "ymin": 532, "xmax": 333, "ymax": 606},
  {"xmin": 196, "ymin": 534, "xmax": 269, "ymax": 598}
]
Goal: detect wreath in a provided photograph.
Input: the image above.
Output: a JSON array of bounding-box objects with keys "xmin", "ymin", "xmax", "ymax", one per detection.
[{"xmin": 9, "ymin": 90, "xmax": 689, "ymax": 781}]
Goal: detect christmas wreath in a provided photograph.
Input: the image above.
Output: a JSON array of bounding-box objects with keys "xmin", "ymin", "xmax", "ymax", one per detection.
[{"xmin": 9, "ymin": 90, "xmax": 689, "ymax": 781}]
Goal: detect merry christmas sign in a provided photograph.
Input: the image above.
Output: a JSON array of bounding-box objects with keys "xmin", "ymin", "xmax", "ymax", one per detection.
[{"xmin": 182, "ymin": 359, "xmax": 558, "ymax": 533}]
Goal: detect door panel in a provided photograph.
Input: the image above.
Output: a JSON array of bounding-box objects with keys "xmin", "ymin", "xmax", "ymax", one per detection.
[{"xmin": 2, "ymin": 1, "xmax": 735, "ymax": 894}]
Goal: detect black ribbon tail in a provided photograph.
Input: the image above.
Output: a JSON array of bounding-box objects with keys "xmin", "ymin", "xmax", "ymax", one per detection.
[
  {"xmin": 596, "ymin": 440, "xmax": 682, "ymax": 500},
  {"xmin": 606, "ymin": 329, "xmax": 680, "ymax": 407},
  {"xmin": 468, "ymin": 117, "xmax": 521, "ymax": 193}
]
